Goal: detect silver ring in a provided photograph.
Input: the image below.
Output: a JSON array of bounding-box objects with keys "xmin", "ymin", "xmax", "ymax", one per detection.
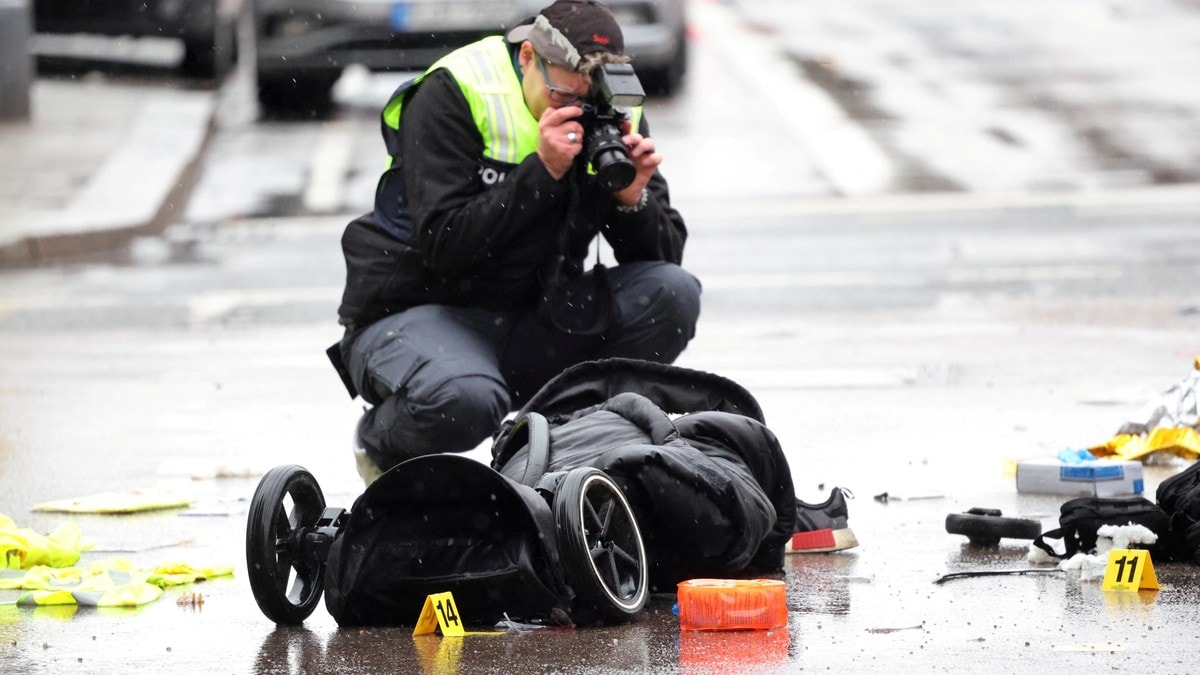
[{"xmin": 567, "ymin": 131, "xmax": 578, "ymax": 144}]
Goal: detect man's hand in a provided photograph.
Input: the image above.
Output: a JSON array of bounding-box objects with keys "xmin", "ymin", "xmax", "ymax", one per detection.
[
  {"xmin": 612, "ymin": 128, "xmax": 663, "ymax": 209},
  {"xmin": 537, "ymin": 106, "xmax": 585, "ymax": 180}
]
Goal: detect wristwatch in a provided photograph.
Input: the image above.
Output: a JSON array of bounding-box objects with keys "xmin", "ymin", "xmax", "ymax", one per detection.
[{"xmin": 615, "ymin": 189, "xmax": 649, "ymax": 213}]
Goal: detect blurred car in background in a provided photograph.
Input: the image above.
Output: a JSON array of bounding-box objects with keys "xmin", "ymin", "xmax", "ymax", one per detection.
[
  {"xmin": 608, "ymin": 0, "xmax": 688, "ymax": 95},
  {"xmin": 252, "ymin": 0, "xmax": 688, "ymax": 115},
  {"xmin": 32, "ymin": 0, "xmax": 245, "ymax": 79}
]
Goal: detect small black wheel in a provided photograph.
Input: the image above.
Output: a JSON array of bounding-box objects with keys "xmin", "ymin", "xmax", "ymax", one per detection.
[
  {"xmin": 246, "ymin": 465, "xmax": 327, "ymax": 624},
  {"xmin": 553, "ymin": 468, "xmax": 648, "ymax": 624},
  {"xmin": 946, "ymin": 508, "xmax": 1042, "ymax": 546}
]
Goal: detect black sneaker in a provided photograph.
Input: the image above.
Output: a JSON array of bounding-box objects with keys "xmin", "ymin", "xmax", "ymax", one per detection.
[{"xmin": 788, "ymin": 487, "xmax": 859, "ymax": 553}]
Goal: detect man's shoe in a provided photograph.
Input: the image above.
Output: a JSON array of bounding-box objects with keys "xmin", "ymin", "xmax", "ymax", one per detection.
[
  {"xmin": 353, "ymin": 413, "xmax": 384, "ymax": 488},
  {"xmin": 788, "ymin": 487, "xmax": 859, "ymax": 553}
]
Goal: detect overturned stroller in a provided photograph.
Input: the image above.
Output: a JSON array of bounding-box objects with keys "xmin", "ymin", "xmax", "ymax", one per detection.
[{"xmin": 246, "ymin": 358, "xmax": 797, "ymax": 627}]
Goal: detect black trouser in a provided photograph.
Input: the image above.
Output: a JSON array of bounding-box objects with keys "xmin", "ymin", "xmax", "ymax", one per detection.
[{"xmin": 344, "ymin": 261, "xmax": 702, "ymax": 471}]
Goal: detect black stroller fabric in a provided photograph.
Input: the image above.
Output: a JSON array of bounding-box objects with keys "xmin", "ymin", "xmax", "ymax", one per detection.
[
  {"xmin": 491, "ymin": 358, "xmax": 797, "ymax": 590},
  {"xmin": 323, "ymin": 358, "xmax": 796, "ymax": 626},
  {"xmin": 323, "ymin": 454, "xmax": 572, "ymax": 627}
]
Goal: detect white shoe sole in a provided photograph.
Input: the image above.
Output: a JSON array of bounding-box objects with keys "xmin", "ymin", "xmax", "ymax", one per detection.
[{"xmin": 786, "ymin": 527, "xmax": 859, "ymax": 553}]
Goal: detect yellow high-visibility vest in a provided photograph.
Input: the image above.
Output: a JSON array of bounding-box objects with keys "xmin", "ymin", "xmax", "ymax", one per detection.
[{"xmin": 382, "ymin": 36, "xmax": 643, "ymax": 170}]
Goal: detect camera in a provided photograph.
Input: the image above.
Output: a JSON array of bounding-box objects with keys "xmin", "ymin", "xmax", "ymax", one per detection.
[{"xmin": 579, "ymin": 63, "xmax": 646, "ymax": 192}]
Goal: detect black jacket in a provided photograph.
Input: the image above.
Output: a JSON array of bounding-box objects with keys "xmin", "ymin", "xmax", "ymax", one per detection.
[{"xmin": 336, "ymin": 54, "xmax": 688, "ymax": 333}]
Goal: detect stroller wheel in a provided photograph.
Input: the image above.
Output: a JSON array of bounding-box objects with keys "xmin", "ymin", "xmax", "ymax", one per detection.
[
  {"xmin": 246, "ymin": 465, "xmax": 328, "ymax": 624},
  {"xmin": 554, "ymin": 468, "xmax": 648, "ymax": 624}
]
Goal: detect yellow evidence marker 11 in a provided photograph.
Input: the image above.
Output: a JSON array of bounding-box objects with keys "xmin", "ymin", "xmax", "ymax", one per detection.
[{"xmin": 1101, "ymin": 549, "xmax": 1159, "ymax": 592}]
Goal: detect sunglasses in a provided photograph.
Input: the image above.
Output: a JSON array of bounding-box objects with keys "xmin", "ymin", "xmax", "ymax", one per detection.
[{"xmin": 536, "ymin": 54, "xmax": 588, "ymax": 106}]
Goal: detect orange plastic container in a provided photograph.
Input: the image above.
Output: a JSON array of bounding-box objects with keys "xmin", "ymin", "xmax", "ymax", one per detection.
[{"xmin": 676, "ymin": 579, "xmax": 788, "ymax": 631}]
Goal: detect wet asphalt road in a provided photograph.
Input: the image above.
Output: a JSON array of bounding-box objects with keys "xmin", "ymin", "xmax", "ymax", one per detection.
[
  {"xmin": 2, "ymin": 198, "xmax": 1199, "ymax": 673},
  {"xmin": 6, "ymin": 0, "xmax": 1200, "ymax": 672}
]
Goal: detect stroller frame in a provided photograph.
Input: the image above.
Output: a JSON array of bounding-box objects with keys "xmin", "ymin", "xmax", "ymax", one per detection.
[{"xmin": 245, "ymin": 456, "xmax": 649, "ymax": 626}]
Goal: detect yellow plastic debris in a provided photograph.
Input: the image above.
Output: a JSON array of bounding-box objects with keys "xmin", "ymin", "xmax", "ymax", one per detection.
[
  {"xmin": 0, "ymin": 517, "xmax": 233, "ymax": 611},
  {"xmin": 0, "ymin": 566, "xmax": 82, "ymax": 591},
  {"xmin": 1, "ymin": 563, "xmax": 140, "ymax": 592},
  {"xmin": 1089, "ymin": 434, "xmax": 1148, "ymax": 460},
  {"xmin": 146, "ymin": 561, "xmax": 235, "ymax": 587},
  {"xmin": 1090, "ymin": 427, "xmax": 1200, "ymax": 462},
  {"xmin": 14, "ymin": 583, "xmax": 163, "ymax": 608},
  {"xmin": 93, "ymin": 584, "xmax": 164, "ymax": 607},
  {"xmin": 1000, "ymin": 459, "xmax": 1018, "ymax": 477},
  {"xmin": 1145, "ymin": 426, "xmax": 1200, "ymax": 460},
  {"xmin": 31, "ymin": 490, "xmax": 194, "ymax": 514},
  {"xmin": 0, "ymin": 514, "xmax": 92, "ymax": 569},
  {"xmin": 1, "ymin": 558, "xmax": 231, "ymax": 608},
  {"xmin": 15, "ymin": 590, "xmax": 78, "ymax": 606},
  {"xmin": 2, "ymin": 565, "xmax": 163, "ymax": 607}
]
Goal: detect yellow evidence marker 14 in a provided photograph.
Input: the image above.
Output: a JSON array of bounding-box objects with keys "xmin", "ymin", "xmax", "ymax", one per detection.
[{"xmin": 413, "ymin": 591, "xmax": 466, "ymax": 636}]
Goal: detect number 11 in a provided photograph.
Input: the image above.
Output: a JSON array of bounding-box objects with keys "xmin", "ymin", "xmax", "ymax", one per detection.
[{"xmin": 1115, "ymin": 555, "xmax": 1139, "ymax": 583}]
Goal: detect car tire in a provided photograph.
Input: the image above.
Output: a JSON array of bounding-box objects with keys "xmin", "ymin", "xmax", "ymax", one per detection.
[
  {"xmin": 257, "ymin": 70, "xmax": 341, "ymax": 119},
  {"xmin": 181, "ymin": 20, "xmax": 238, "ymax": 80},
  {"xmin": 641, "ymin": 30, "xmax": 688, "ymax": 97},
  {"xmin": 181, "ymin": 39, "xmax": 218, "ymax": 79}
]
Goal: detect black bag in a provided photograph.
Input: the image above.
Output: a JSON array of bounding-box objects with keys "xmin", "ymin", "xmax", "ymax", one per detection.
[
  {"xmin": 491, "ymin": 358, "xmax": 797, "ymax": 591},
  {"xmin": 1156, "ymin": 460, "xmax": 1200, "ymax": 564},
  {"xmin": 1032, "ymin": 496, "xmax": 1170, "ymax": 559}
]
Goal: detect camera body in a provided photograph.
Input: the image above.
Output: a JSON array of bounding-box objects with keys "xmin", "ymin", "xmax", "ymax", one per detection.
[{"xmin": 579, "ymin": 63, "xmax": 646, "ymax": 192}]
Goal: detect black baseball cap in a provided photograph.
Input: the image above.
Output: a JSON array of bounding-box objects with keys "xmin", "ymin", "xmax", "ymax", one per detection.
[{"xmin": 505, "ymin": 0, "xmax": 625, "ymax": 70}]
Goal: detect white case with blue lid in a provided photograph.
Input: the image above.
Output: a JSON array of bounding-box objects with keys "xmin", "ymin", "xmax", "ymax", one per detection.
[{"xmin": 1015, "ymin": 458, "xmax": 1144, "ymax": 497}]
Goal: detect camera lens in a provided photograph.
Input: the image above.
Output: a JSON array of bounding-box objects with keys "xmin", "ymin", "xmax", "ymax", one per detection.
[{"xmin": 585, "ymin": 124, "xmax": 635, "ymax": 191}]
